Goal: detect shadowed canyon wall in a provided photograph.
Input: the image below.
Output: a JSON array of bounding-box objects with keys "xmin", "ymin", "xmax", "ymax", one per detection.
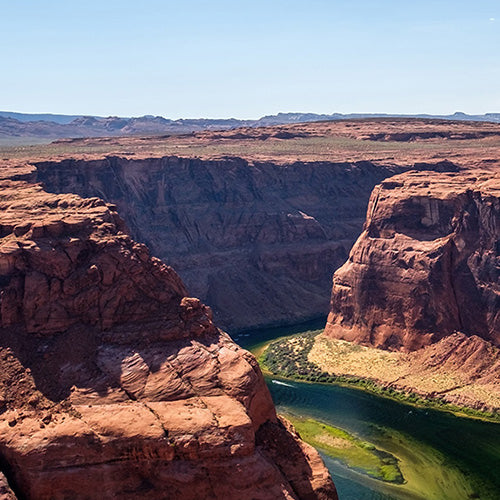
[
  {"xmin": 0, "ymin": 179, "xmax": 337, "ymax": 499},
  {"xmin": 325, "ymin": 170, "xmax": 500, "ymax": 351},
  {"xmin": 33, "ymin": 156, "xmax": 454, "ymax": 331}
]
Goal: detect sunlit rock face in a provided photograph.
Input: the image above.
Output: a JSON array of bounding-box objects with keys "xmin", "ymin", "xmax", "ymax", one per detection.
[
  {"xmin": 326, "ymin": 170, "xmax": 500, "ymax": 351},
  {"xmin": 0, "ymin": 179, "xmax": 337, "ymax": 500}
]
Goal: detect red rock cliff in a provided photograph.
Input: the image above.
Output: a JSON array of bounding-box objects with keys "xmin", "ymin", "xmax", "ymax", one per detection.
[
  {"xmin": 325, "ymin": 170, "xmax": 500, "ymax": 351},
  {"xmin": 33, "ymin": 156, "xmax": 452, "ymax": 331},
  {"xmin": 0, "ymin": 179, "xmax": 337, "ymax": 499}
]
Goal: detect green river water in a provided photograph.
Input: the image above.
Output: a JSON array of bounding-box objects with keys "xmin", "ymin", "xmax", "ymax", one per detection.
[{"xmin": 233, "ymin": 320, "xmax": 500, "ymax": 500}]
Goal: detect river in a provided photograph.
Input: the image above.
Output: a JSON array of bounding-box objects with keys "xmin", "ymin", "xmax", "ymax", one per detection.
[{"xmin": 233, "ymin": 320, "xmax": 500, "ymax": 500}]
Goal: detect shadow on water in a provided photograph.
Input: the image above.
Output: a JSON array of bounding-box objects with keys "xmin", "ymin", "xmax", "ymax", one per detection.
[{"xmin": 235, "ymin": 322, "xmax": 500, "ymax": 500}]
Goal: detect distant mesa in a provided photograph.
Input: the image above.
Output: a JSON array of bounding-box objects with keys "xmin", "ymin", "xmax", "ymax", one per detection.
[{"xmin": 1, "ymin": 109, "xmax": 500, "ymax": 145}]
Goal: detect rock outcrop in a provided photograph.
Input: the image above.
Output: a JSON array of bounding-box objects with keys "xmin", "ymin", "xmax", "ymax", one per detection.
[
  {"xmin": 0, "ymin": 471, "xmax": 16, "ymax": 500},
  {"xmin": 33, "ymin": 156, "xmax": 453, "ymax": 331},
  {"xmin": 0, "ymin": 179, "xmax": 337, "ymax": 499},
  {"xmin": 325, "ymin": 170, "xmax": 500, "ymax": 351}
]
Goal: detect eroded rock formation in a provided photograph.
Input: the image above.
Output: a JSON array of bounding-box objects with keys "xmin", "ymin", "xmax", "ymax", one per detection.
[
  {"xmin": 32, "ymin": 156, "xmax": 452, "ymax": 331},
  {"xmin": 0, "ymin": 179, "xmax": 337, "ymax": 499},
  {"xmin": 325, "ymin": 170, "xmax": 500, "ymax": 351}
]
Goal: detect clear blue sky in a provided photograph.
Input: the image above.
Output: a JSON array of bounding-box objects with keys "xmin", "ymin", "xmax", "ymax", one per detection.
[{"xmin": 1, "ymin": 0, "xmax": 499, "ymax": 118}]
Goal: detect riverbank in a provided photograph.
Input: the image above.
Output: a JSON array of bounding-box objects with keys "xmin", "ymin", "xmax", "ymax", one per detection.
[
  {"xmin": 257, "ymin": 330, "xmax": 500, "ymax": 423},
  {"xmin": 235, "ymin": 320, "xmax": 500, "ymax": 500},
  {"xmin": 268, "ymin": 378, "xmax": 500, "ymax": 500}
]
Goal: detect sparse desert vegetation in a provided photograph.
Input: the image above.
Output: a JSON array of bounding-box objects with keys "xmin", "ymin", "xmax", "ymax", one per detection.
[{"xmin": 260, "ymin": 331, "xmax": 500, "ymax": 422}]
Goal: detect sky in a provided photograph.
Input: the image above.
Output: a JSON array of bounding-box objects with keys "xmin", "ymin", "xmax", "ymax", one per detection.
[{"xmin": 1, "ymin": 0, "xmax": 499, "ymax": 119}]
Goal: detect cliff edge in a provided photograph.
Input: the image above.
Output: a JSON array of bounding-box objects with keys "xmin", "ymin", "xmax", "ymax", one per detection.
[
  {"xmin": 0, "ymin": 179, "xmax": 337, "ymax": 499},
  {"xmin": 325, "ymin": 170, "xmax": 499, "ymax": 351}
]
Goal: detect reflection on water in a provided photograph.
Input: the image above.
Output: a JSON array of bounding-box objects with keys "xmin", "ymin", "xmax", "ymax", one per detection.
[
  {"xmin": 271, "ymin": 379, "xmax": 295, "ymax": 388},
  {"xmin": 234, "ymin": 320, "xmax": 500, "ymax": 500}
]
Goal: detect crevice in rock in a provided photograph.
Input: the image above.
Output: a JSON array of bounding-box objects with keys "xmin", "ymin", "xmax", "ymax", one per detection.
[
  {"xmin": 142, "ymin": 402, "xmax": 170, "ymax": 439},
  {"xmin": 447, "ymin": 240, "xmax": 464, "ymax": 333},
  {"xmin": 0, "ymin": 453, "xmax": 25, "ymax": 500}
]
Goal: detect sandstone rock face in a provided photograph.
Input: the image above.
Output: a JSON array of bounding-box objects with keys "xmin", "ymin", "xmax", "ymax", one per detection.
[
  {"xmin": 33, "ymin": 156, "xmax": 449, "ymax": 331},
  {"xmin": 325, "ymin": 170, "xmax": 500, "ymax": 351},
  {"xmin": 0, "ymin": 180, "xmax": 337, "ymax": 499}
]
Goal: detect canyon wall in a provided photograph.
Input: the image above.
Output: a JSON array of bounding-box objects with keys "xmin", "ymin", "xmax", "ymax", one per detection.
[
  {"xmin": 325, "ymin": 170, "xmax": 500, "ymax": 351},
  {"xmin": 0, "ymin": 179, "xmax": 337, "ymax": 499},
  {"xmin": 33, "ymin": 156, "xmax": 450, "ymax": 331}
]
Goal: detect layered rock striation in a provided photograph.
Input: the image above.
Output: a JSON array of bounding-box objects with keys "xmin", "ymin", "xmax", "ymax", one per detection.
[
  {"xmin": 0, "ymin": 179, "xmax": 336, "ymax": 499},
  {"xmin": 32, "ymin": 155, "xmax": 454, "ymax": 331},
  {"xmin": 325, "ymin": 170, "xmax": 500, "ymax": 351}
]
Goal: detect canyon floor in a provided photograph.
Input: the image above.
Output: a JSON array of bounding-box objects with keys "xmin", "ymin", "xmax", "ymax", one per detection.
[
  {"xmin": 240, "ymin": 323, "xmax": 500, "ymax": 500},
  {"xmin": 310, "ymin": 334, "xmax": 500, "ymax": 413}
]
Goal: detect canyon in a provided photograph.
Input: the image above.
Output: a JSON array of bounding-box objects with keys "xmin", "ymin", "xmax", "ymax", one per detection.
[
  {"xmin": 32, "ymin": 156, "xmax": 421, "ymax": 331},
  {"xmin": 2, "ymin": 118, "xmax": 499, "ymax": 334},
  {"xmin": 0, "ymin": 118, "xmax": 499, "ymax": 497},
  {"xmin": 10, "ymin": 118, "xmax": 496, "ymax": 332}
]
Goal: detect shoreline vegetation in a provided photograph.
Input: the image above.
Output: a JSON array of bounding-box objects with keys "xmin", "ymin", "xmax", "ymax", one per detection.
[
  {"xmin": 285, "ymin": 414, "xmax": 404, "ymax": 484},
  {"xmin": 257, "ymin": 329, "xmax": 500, "ymax": 423}
]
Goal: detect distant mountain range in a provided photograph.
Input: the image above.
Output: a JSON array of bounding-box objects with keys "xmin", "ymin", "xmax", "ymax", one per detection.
[{"xmin": 1, "ymin": 110, "xmax": 500, "ymax": 145}]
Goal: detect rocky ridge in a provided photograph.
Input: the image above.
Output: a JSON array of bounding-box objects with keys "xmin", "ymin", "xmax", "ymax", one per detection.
[
  {"xmin": 325, "ymin": 170, "xmax": 500, "ymax": 351},
  {"xmin": 0, "ymin": 179, "xmax": 336, "ymax": 499}
]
